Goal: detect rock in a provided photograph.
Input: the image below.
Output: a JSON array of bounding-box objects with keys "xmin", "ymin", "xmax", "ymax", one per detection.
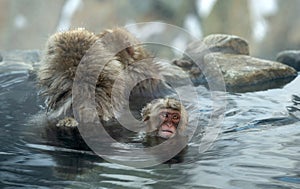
[
  {"xmin": 173, "ymin": 34, "xmax": 250, "ymax": 86},
  {"xmin": 203, "ymin": 53, "xmax": 298, "ymax": 92},
  {"xmin": 0, "ymin": 53, "xmax": 2, "ymax": 62},
  {"xmin": 202, "ymin": 34, "xmax": 249, "ymax": 55},
  {"xmin": 276, "ymin": 50, "xmax": 300, "ymax": 71},
  {"xmin": 173, "ymin": 34, "xmax": 298, "ymax": 92},
  {"xmin": 182, "ymin": 34, "xmax": 249, "ymax": 61}
]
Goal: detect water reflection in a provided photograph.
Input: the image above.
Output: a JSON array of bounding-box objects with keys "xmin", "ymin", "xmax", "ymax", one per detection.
[{"xmin": 0, "ymin": 60, "xmax": 300, "ymax": 188}]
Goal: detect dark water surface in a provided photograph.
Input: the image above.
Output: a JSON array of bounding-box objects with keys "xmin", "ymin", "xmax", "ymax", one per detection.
[{"xmin": 0, "ymin": 61, "xmax": 300, "ymax": 189}]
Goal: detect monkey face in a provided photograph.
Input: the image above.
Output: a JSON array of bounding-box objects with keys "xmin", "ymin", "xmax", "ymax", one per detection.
[
  {"xmin": 142, "ymin": 98, "xmax": 188, "ymax": 140},
  {"xmin": 157, "ymin": 109, "xmax": 181, "ymax": 139}
]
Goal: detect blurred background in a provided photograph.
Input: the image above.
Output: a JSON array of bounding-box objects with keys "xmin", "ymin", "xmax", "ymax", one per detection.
[{"xmin": 0, "ymin": 0, "xmax": 299, "ymax": 59}]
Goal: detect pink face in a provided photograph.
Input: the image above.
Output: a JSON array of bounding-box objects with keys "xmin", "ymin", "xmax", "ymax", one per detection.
[{"xmin": 157, "ymin": 109, "xmax": 181, "ymax": 139}]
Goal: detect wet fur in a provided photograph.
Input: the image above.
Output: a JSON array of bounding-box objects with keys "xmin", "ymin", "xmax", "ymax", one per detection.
[{"xmin": 38, "ymin": 28, "xmax": 182, "ymax": 124}]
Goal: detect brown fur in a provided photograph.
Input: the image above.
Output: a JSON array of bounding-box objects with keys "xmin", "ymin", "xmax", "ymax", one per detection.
[{"xmin": 38, "ymin": 27, "xmax": 180, "ymax": 124}]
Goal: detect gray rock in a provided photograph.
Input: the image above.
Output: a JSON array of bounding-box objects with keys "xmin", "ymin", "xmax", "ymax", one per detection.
[
  {"xmin": 173, "ymin": 34, "xmax": 298, "ymax": 92},
  {"xmin": 174, "ymin": 34, "xmax": 250, "ymax": 86},
  {"xmin": 182, "ymin": 34, "xmax": 249, "ymax": 62},
  {"xmin": 0, "ymin": 53, "xmax": 2, "ymax": 62},
  {"xmin": 276, "ymin": 50, "xmax": 300, "ymax": 71},
  {"xmin": 204, "ymin": 53, "xmax": 297, "ymax": 92},
  {"xmin": 202, "ymin": 34, "xmax": 249, "ymax": 55}
]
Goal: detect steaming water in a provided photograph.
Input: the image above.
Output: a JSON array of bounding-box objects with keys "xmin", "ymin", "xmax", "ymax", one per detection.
[{"xmin": 0, "ymin": 62, "xmax": 299, "ymax": 189}]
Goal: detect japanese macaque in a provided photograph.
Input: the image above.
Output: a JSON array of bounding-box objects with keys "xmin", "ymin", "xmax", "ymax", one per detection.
[
  {"xmin": 141, "ymin": 98, "xmax": 188, "ymax": 139},
  {"xmin": 140, "ymin": 98, "xmax": 189, "ymax": 164},
  {"xmin": 37, "ymin": 27, "xmax": 186, "ymax": 127}
]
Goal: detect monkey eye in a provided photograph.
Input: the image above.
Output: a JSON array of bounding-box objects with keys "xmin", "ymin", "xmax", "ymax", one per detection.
[
  {"xmin": 159, "ymin": 111, "xmax": 180, "ymax": 122},
  {"xmin": 172, "ymin": 114, "xmax": 179, "ymax": 120},
  {"xmin": 172, "ymin": 114, "xmax": 180, "ymax": 122},
  {"xmin": 160, "ymin": 112, "xmax": 168, "ymax": 118}
]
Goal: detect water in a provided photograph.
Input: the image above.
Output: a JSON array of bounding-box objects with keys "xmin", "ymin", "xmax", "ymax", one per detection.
[{"xmin": 0, "ymin": 60, "xmax": 300, "ymax": 189}]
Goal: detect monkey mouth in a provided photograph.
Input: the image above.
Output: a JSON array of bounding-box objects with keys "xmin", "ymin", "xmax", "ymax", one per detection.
[
  {"xmin": 161, "ymin": 129, "xmax": 174, "ymax": 134},
  {"xmin": 159, "ymin": 129, "xmax": 176, "ymax": 139},
  {"xmin": 159, "ymin": 124, "xmax": 177, "ymax": 138}
]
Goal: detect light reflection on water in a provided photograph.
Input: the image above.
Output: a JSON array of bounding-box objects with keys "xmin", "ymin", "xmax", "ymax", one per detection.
[{"xmin": 0, "ymin": 61, "xmax": 299, "ymax": 189}]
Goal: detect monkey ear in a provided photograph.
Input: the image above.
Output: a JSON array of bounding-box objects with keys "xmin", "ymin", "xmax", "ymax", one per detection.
[{"xmin": 141, "ymin": 104, "xmax": 151, "ymax": 121}]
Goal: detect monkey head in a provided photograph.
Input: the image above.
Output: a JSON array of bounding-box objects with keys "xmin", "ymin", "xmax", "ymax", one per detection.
[
  {"xmin": 141, "ymin": 98, "xmax": 188, "ymax": 139},
  {"xmin": 97, "ymin": 28, "xmax": 150, "ymax": 66}
]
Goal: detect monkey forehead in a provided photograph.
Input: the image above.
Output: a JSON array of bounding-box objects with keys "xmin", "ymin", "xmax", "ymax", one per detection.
[
  {"xmin": 159, "ymin": 108, "xmax": 181, "ymax": 114},
  {"xmin": 148, "ymin": 108, "xmax": 180, "ymax": 118},
  {"xmin": 141, "ymin": 98, "xmax": 188, "ymax": 120},
  {"xmin": 154, "ymin": 98, "xmax": 183, "ymax": 109}
]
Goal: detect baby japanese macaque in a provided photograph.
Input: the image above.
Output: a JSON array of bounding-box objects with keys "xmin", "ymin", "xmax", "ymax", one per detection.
[
  {"xmin": 140, "ymin": 98, "xmax": 189, "ymax": 164},
  {"xmin": 141, "ymin": 98, "xmax": 188, "ymax": 139}
]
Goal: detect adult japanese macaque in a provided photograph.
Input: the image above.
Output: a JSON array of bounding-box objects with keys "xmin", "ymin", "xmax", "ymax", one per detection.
[
  {"xmin": 37, "ymin": 27, "xmax": 186, "ymax": 128},
  {"xmin": 141, "ymin": 98, "xmax": 188, "ymax": 139}
]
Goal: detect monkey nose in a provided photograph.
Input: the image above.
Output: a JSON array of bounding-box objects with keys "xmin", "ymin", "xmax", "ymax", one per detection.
[{"xmin": 166, "ymin": 122, "xmax": 173, "ymax": 127}]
